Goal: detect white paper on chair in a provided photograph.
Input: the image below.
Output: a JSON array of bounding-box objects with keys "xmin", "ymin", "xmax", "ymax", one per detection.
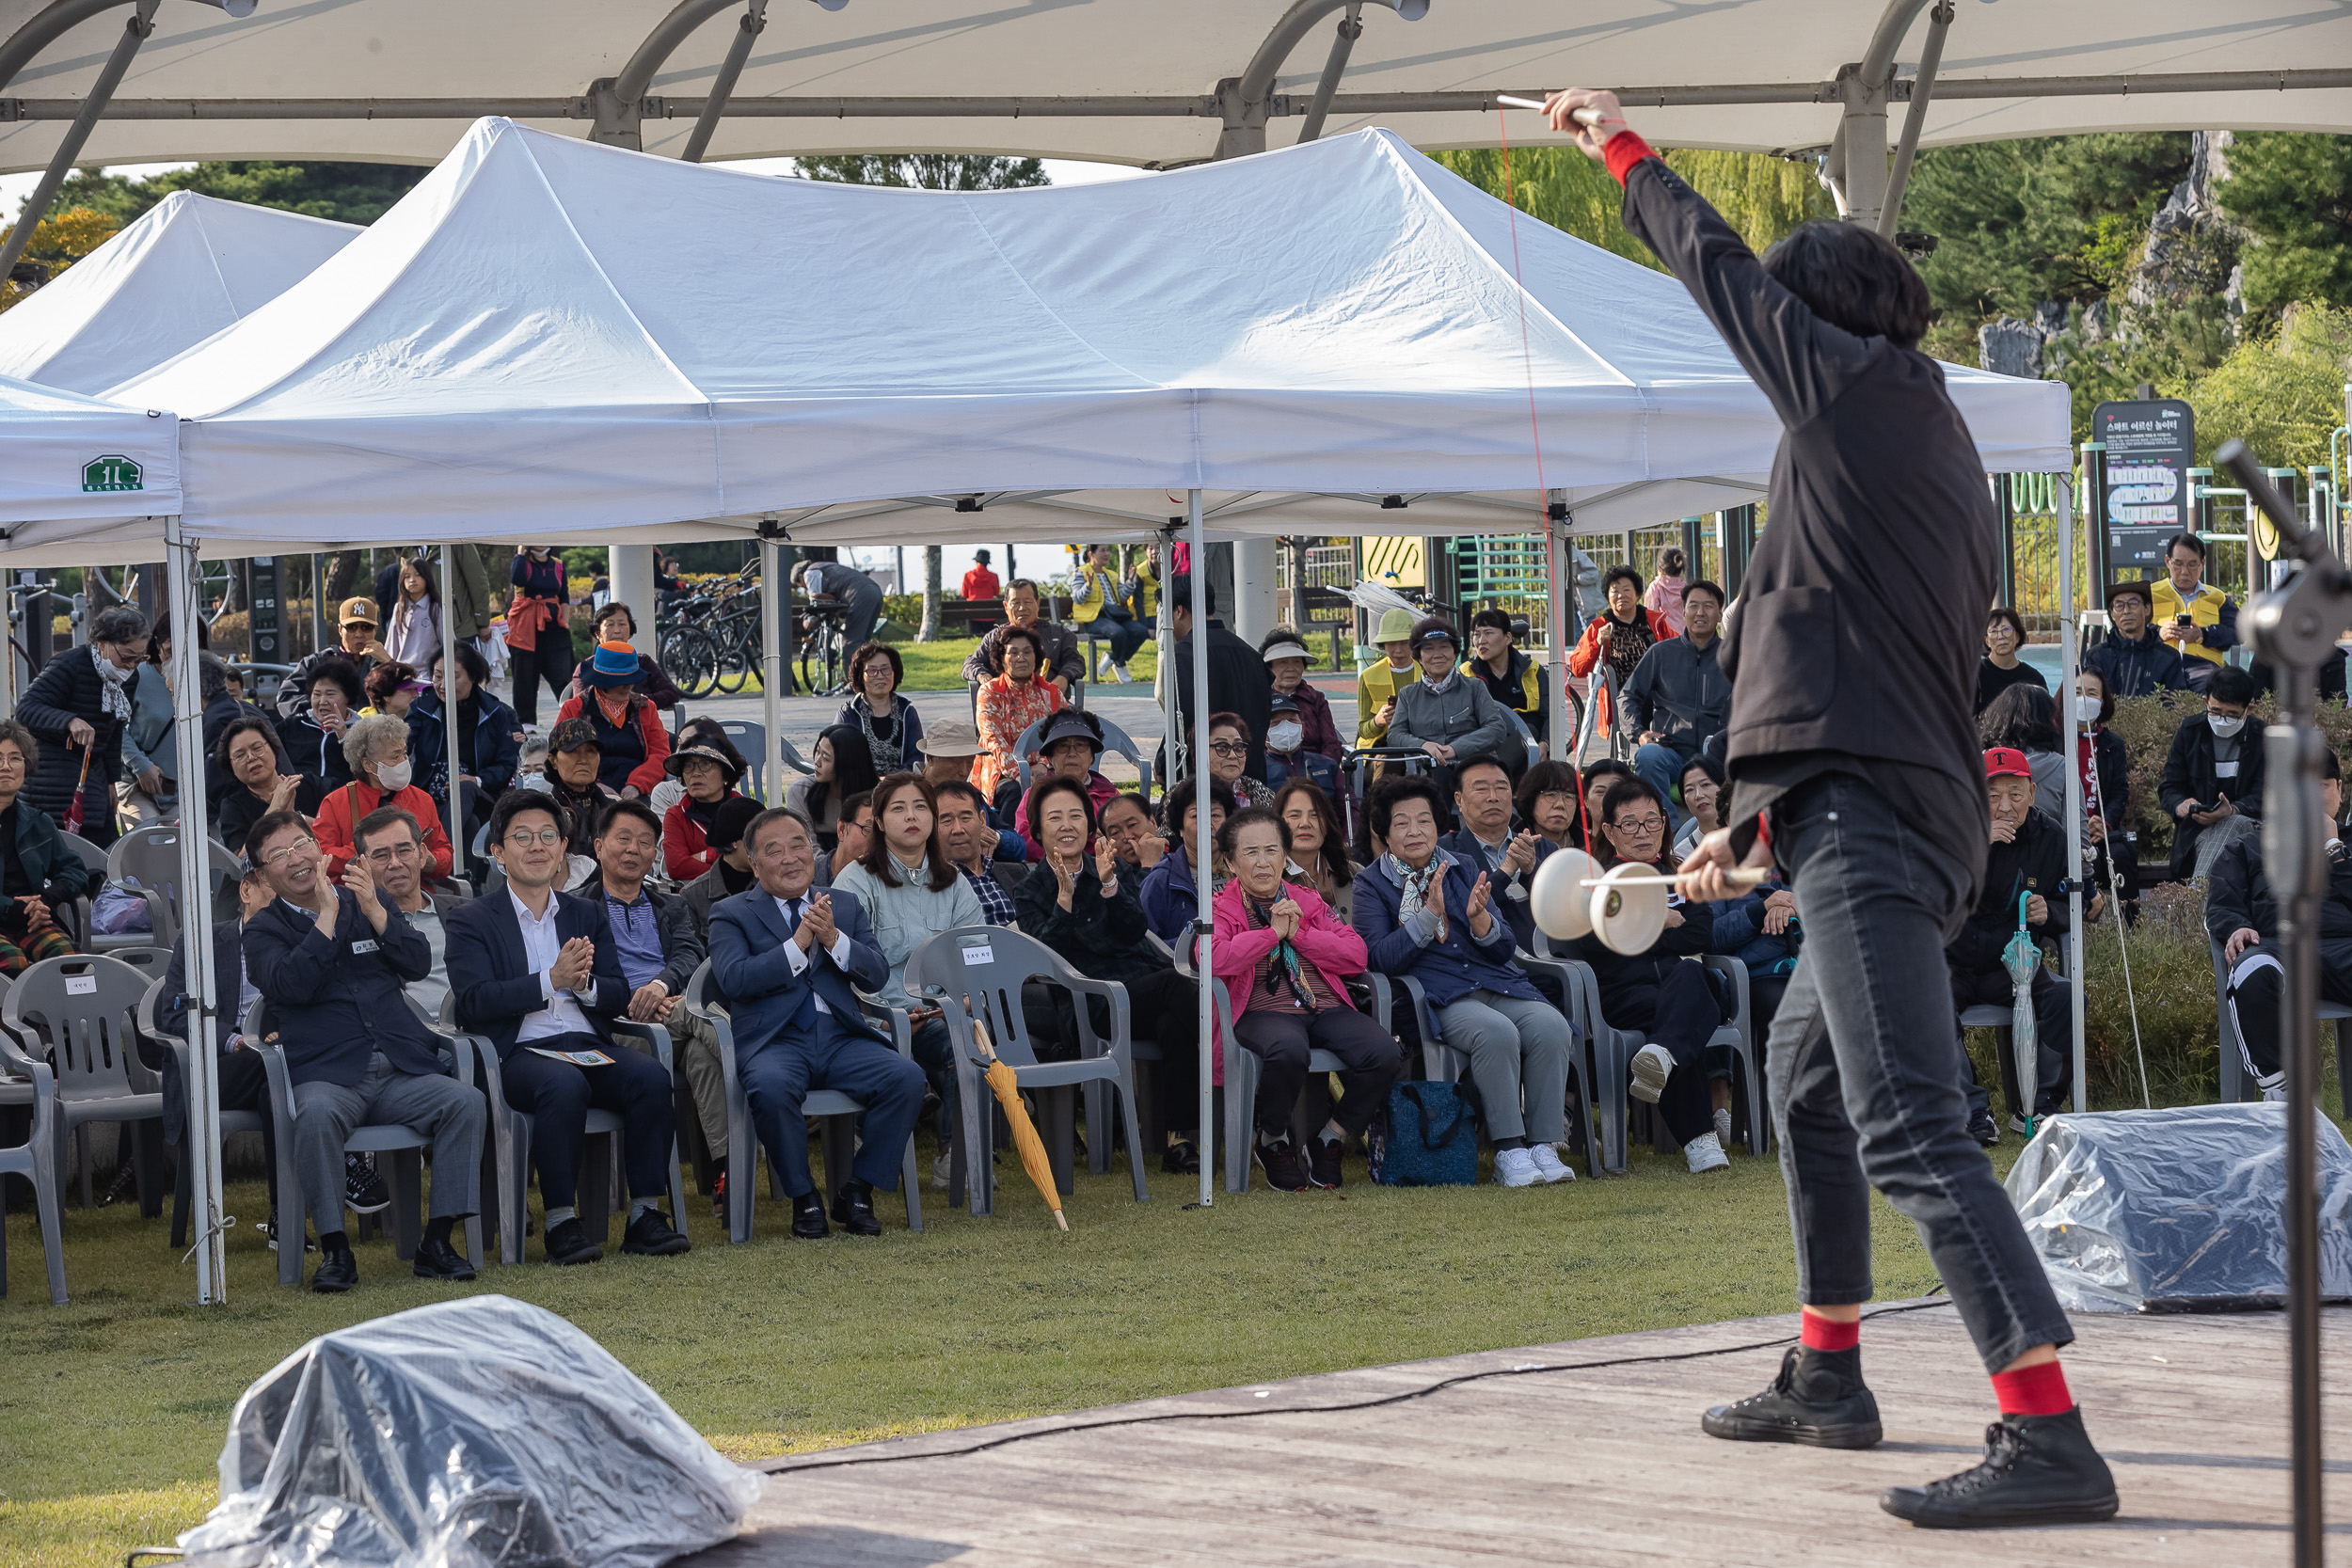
[
  {"xmin": 527, "ymin": 1047, "xmax": 613, "ymax": 1067},
  {"xmin": 961, "ymin": 944, "xmax": 993, "ymax": 967}
]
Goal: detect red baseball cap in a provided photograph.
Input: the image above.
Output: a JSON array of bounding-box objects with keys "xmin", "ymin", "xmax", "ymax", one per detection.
[{"xmin": 1983, "ymin": 747, "xmax": 2033, "ymax": 781}]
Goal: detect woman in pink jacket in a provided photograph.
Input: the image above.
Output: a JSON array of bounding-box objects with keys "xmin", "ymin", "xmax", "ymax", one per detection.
[{"xmin": 1213, "ymin": 806, "xmax": 1403, "ymax": 1192}]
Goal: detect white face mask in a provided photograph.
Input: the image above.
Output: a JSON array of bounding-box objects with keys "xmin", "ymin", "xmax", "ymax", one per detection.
[
  {"xmin": 2075, "ymin": 695, "xmax": 2103, "ymax": 724},
  {"xmin": 1266, "ymin": 720, "xmax": 1305, "ymax": 752},
  {"xmin": 2208, "ymin": 714, "xmax": 2247, "ymax": 738},
  {"xmin": 374, "ymin": 758, "xmax": 415, "ymax": 791}
]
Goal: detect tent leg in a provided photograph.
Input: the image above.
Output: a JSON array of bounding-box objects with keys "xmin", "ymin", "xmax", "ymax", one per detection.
[
  {"xmin": 441, "ymin": 546, "xmax": 463, "ymax": 879},
  {"xmin": 2058, "ymin": 470, "xmax": 2086, "ymax": 1113},
  {"xmin": 1547, "ymin": 501, "xmax": 1573, "ymax": 762},
  {"xmin": 760, "ymin": 526, "xmax": 784, "ymax": 802},
  {"xmin": 1187, "ymin": 490, "xmax": 1213, "ymax": 1210},
  {"xmin": 167, "ymin": 516, "xmax": 225, "ymax": 1304}
]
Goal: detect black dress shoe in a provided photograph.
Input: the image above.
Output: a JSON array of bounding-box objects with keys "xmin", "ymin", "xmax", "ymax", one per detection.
[
  {"xmin": 412, "ymin": 1234, "xmax": 478, "ymax": 1282},
  {"xmin": 1881, "ymin": 1408, "xmax": 2119, "ymax": 1528},
  {"xmin": 1702, "ymin": 1345, "xmax": 1883, "ymax": 1449},
  {"xmin": 622, "ymin": 1208, "xmax": 692, "ymax": 1256},
  {"xmin": 791, "ymin": 1192, "xmax": 830, "ymax": 1240},
  {"xmin": 830, "ymin": 1180, "xmax": 882, "ymax": 1236},
  {"xmin": 543, "ymin": 1216, "xmax": 603, "ymax": 1265},
  {"xmin": 311, "ymin": 1243, "xmax": 358, "ymax": 1294}
]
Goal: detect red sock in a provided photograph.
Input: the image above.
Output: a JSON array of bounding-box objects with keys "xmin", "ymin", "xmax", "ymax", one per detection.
[
  {"xmin": 1991, "ymin": 1360, "xmax": 2074, "ymax": 1417},
  {"xmin": 1800, "ymin": 1309, "xmax": 1859, "ymax": 1352}
]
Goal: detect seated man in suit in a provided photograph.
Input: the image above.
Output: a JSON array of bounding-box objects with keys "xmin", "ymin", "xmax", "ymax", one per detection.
[
  {"xmin": 241, "ymin": 810, "xmax": 485, "ymax": 1292},
  {"xmin": 1440, "ymin": 755, "xmax": 1554, "ymax": 952},
  {"xmin": 161, "ymin": 861, "xmax": 282, "ymax": 1243},
  {"xmin": 353, "ymin": 804, "xmax": 468, "ymax": 1022},
  {"xmin": 446, "ymin": 791, "xmax": 690, "ymax": 1265},
  {"xmin": 707, "ymin": 805, "xmax": 927, "ymax": 1239}
]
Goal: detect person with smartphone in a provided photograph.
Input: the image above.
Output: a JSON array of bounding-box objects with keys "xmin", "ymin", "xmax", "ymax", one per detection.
[
  {"xmin": 2157, "ymin": 663, "xmax": 2265, "ymax": 879},
  {"xmin": 2148, "ymin": 531, "xmax": 2237, "ymax": 692}
]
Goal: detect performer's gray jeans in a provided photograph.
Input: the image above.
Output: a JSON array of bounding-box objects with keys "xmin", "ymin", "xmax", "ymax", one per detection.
[{"xmin": 1766, "ymin": 773, "xmax": 2074, "ymax": 1373}]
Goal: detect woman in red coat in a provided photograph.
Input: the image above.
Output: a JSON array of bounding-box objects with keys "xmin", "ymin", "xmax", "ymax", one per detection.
[
  {"xmin": 310, "ymin": 713, "xmax": 454, "ymax": 881},
  {"xmin": 1566, "ymin": 563, "xmax": 1673, "ymax": 738}
]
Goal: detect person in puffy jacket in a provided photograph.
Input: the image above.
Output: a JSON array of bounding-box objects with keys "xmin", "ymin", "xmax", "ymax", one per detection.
[{"xmin": 1947, "ymin": 749, "xmax": 2074, "ymax": 1137}]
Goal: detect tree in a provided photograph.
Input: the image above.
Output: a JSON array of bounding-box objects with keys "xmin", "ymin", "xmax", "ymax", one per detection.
[
  {"xmin": 2183, "ymin": 304, "xmax": 2352, "ymax": 470},
  {"xmin": 2219, "ymin": 134, "xmax": 2352, "ymax": 318},
  {"xmin": 0, "ymin": 206, "xmax": 119, "ymax": 310},
  {"xmin": 38, "ymin": 161, "xmax": 431, "ymax": 228},
  {"xmin": 920, "ymin": 546, "xmax": 944, "ymax": 642}
]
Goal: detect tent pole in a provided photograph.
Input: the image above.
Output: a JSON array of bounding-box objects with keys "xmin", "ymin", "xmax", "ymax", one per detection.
[
  {"xmin": 1187, "ymin": 489, "xmax": 1213, "ymax": 1210},
  {"xmin": 760, "ymin": 526, "xmax": 784, "ymax": 802},
  {"xmin": 0, "ymin": 0, "xmax": 159, "ymax": 285},
  {"xmin": 167, "ymin": 515, "xmax": 225, "ymax": 1304},
  {"xmin": 680, "ymin": 0, "xmax": 767, "ymax": 163},
  {"xmin": 1159, "ymin": 523, "xmax": 1181, "ymax": 789},
  {"xmin": 1547, "ymin": 498, "xmax": 1569, "ymax": 762},
  {"xmin": 2058, "ymin": 469, "xmax": 2085, "ymax": 1113},
  {"xmin": 440, "ymin": 546, "xmax": 462, "ymax": 878}
]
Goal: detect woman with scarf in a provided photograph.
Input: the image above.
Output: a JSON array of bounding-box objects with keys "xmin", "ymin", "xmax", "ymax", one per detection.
[
  {"xmin": 1213, "ymin": 807, "xmax": 1400, "ymax": 1192},
  {"xmin": 834, "ymin": 641, "xmax": 927, "ymax": 776},
  {"xmin": 554, "ymin": 641, "xmax": 672, "ymax": 798},
  {"xmin": 504, "ymin": 546, "xmax": 576, "ymax": 727},
  {"xmin": 1567, "ymin": 565, "xmax": 1671, "ymax": 744},
  {"xmin": 15, "ymin": 605, "xmax": 150, "ymax": 847},
  {"xmin": 973, "ymin": 626, "xmax": 1061, "ymax": 816}
]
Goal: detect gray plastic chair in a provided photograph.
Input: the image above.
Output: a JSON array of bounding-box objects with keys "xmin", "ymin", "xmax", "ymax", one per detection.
[
  {"xmin": 1010, "ymin": 712, "xmax": 1153, "ymax": 798},
  {"xmin": 1540, "ymin": 949, "xmax": 1759, "ymax": 1170},
  {"xmin": 105, "ymin": 822, "xmax": 241, "ymax": 950},
  {"xmin": 1213, "ymin": 975, "xmax": 1359, "ymax": 1195},
  {"xmin": 680, "ymin": 960, "xmax": 920, "ymax": 1243},
  {"xmin": 56, "ymin": 831, "xmax": 167, "ymax": 958},
  {"xmin": 904, "ymin": 927, "xmax": 1149, "ymax": 1216},
  {"xmin": 0, "ymin": 952, "xmax": 168, "ymax": 1212},
  {"xmin": 136, "ymin": 974, "xmax": 272, "ymax": 1250},
  {"xmin": 0, "ymin": 969, "xmax": 68, "ymax": 1303},
  {"xmin": 2208, "ymin": 935, "xmax": 2352, "ymax": 1111}
]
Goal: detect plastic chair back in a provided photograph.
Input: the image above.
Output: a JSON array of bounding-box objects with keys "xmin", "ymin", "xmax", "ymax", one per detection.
[
  {"xmin": 904, "ymin": 926, "xmax": 1065, "ymax": 1069},
  {"xmin": 1, "ymin": 953, "xmax": 160, "ymax": 1103},
  {"xmin": 1010, "ymin": 713, "xmax": 1154, "ymax": 798},
  {"xmin": 718, "ymin": 720, "xmax": 766, "ymax": 800}
]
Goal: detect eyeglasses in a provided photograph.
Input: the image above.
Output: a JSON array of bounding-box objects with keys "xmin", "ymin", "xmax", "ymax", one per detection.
[
  {"xmin": 364, "ymin": 841, "xmax": 420, "ymax": 862},
  {"xmin": 1535, "ymin": 791, "xmax": 1575, "ymax": 807},
  {"xmin": 1612, "ymin": 815, "xmax": 1666, "ymax": 834},
  {"xmin": 262, "ymin": 840, "xmax": 314, "ymax": 866},
  {"xmin": 1207, "ymin": 740, "xmax": 1248, "ymax": 757},
  {"xmin": 504, "ymin": 828, "xmax": 564, "ymax": 847}
]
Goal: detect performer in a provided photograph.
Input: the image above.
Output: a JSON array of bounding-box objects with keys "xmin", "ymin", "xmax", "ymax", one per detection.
[{"xmin": 1543, "ymin": 88, "xmax": 2115, "ymax": 1527}]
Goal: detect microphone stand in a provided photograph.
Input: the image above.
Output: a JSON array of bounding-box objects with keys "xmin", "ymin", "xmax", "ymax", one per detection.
[{"xmin": 2221, "ymin": 438, "xmax": 2338, "ymax": 1568}]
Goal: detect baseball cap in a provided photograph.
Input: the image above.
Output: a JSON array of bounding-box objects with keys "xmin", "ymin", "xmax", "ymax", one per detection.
[
  {"xmin": 338, "ymin": 596, "xmax": 379, "ymax": 626},
  {"xmin": 1983, "ymin": 747, "xmax": 2034, "ymax": 781},
  {"xmin": 548, "ymin": 718, "xmax": 601, "ymax": 754}
]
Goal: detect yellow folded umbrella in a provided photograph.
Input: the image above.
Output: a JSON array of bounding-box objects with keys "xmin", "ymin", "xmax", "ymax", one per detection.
[{"xmin": 972, "ymin": 1019, "xmax": 1067, "ymax": 1230}]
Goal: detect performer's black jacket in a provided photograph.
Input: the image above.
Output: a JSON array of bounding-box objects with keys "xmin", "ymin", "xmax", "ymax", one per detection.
[
  {"xmin": 1619, "ymin": 152, "xmax": 1996, "ymax": 916},
  {"xmin": 1945, "ymin": 807, "xmax": 2073, "ymax": 977},
  {"xmin": 2203, "ymin": 833, "xmax": 2352, "ymax": 954}
]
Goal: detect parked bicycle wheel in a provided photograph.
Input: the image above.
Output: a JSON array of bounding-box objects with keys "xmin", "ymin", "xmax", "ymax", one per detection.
[{"xmin": 661, "ymin": 626, "xmax": 720, "ymax": 698}]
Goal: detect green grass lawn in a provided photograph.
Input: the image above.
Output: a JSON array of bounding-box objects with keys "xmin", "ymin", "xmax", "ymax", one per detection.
[
  {"xmin": 0, "ymin": 1135, "xmax": 1957, "ymax": 1567},
  {"xmin": 726, "ymin": 636, "xmax": 1158, "ymax": 696}
]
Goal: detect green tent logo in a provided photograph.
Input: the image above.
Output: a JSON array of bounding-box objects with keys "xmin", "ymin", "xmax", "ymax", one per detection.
[{"xmin": 82, "ymin": 453, "xmax": 143, "ymax": 493}]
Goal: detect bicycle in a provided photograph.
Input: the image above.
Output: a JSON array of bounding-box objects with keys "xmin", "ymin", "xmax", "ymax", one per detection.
[{"xmin": 660, "ymin": 562, "xmax": 763, "ymax": 698}]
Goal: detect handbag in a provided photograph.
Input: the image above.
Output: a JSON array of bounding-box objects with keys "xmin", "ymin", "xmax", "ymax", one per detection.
[{"xmin": 1370, "ymin": 1080, "xmax": 1479, "ymax": 1187}]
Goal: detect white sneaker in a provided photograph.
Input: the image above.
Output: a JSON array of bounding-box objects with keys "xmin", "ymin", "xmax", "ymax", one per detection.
[
  {"xmin": 1713, "ymin": 1106, "xmax": 1734, "ymax": 1152},
  {"xmin": 1684, "ymin": 1132, "xmax": 1731, "ymax": 1175},
  {"xmin": 1494, "ymin": 1147, "xmax": 1541, "ymax": 1187},
  {"xmin": 1528, "ymin": 1143, "xmax": 1576, "ymax": 1183},
  {"xmin": 1096, "ymin": 653, "xmax": 1117, "ymax": 679},
  {"xmin": 930, "ymin": 1148, "xmax": 952, "ymax": 1191},
  {"xmin": 1113, "ymin": 662, "xmax": 1135, "ymax": 684},
  {"xmin": 1629, "ymin": 1043, "xmax": 1673, "ymax": 1103}
]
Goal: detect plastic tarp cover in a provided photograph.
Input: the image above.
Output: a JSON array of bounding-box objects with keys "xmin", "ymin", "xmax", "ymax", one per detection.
[
  {"xmin": 177, "ymin": 1294, "xmax": 760, "ymax": 1568},
  {"xmin": 2005, "ymin": 1104, "xmax": 2352, "ymax": 1314}
]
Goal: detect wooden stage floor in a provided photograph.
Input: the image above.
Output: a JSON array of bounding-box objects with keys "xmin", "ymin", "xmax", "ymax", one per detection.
[{"xmin": 691, "ymin": 1302, "xmax": 2352, "ymax": 1566}]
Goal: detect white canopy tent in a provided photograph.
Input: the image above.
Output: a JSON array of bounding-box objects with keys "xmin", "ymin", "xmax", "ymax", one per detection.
[{"xmin": 0, "ymin": 189, "xmax": 356, "ymax": 393}]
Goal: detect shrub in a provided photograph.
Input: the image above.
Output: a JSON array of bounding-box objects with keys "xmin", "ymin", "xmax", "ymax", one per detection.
[{"xmin": 2106, "ymin": 691, "xmax": 2352, "ymax": 863}]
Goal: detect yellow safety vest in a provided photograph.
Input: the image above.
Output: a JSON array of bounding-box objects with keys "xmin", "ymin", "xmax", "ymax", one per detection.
[{"xmin": 2148, "ymin": 578, "xmax": 2230, "ymax": 668}]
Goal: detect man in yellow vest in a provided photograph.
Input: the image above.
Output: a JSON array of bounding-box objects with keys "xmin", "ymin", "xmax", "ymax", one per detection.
[
  {"xmin": 1354, "ymin": 608, "xmax": 1421, "ymax": 747},
  {"xmin": 2147, "ymin": 531, "xmax": 2237, "ymax": 692}
]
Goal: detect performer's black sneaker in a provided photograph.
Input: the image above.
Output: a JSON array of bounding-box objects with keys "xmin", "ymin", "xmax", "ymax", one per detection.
[
  {"xmin": 830, "ymin": 1180, "xmax": 882, "ymax": 1236},
  {"xmin": 1702, "ymin": 1345, "xmax": 1883, "ymax": 1449},
  {"xmin": 1880, "ymin": 1408, "xmax": 2118, "ymax": 1528},
  {"xmin": 791, "ymin": 1191, "xmax": 830, "ymax": 1240}
]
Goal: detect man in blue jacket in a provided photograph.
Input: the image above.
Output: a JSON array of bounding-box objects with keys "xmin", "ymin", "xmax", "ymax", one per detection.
[
  {"xmin": 446, "ymin": 791, "xmax": 689, "ymax": 1265},
  {"xmin": 243, "ymin": 811, "xmax": 484, "ymax": 1292},
  {"xmin": 1352, "ymin": 775, "xmax": 1574, "ymax": 1189},
  {"xmin": 707, "ymin": 805, "xmax": 925, "ymax": 1238}
]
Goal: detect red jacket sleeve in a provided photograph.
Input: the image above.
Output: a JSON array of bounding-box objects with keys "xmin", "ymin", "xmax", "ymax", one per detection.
[
  {"xmin": 400, "ymin": 784, "xmax": 455, "ymax": 879},
  {"xmin": 628, "ymin": 701, "xmax": 671, "ymax": 796},
  {"xmin": 663, "ymin": 800, "xmax": 715, "ymax": 880}
]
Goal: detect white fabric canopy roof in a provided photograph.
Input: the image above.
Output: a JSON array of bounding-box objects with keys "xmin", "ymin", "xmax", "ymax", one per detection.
[
  {"xmin": 47, "ymin": 119, "xmax": 2058, "ymax": 566},
  {"xmin": 0, "ymin": 0, "xmax": 2343, "ymax": 171},
  {"xmin": 0, "ymin": 190, "xmax": 356, "ymax": 394},
  {"xmin": 0, "ymin": 369, "xmax": 177, "ymax": 528}
]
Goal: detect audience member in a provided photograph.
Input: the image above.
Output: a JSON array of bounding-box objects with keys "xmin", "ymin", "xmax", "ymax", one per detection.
[
  {"xmin": 1273, "ymin": 778, "xmax": 1355, "ymax": 925},
  {"xmin": 680, "ymin": 795, "xmax": 763, "ymax": 940},
  {"xmin": 352, "ymin": 806, "xmax": 465, "ymax": 1021},
  {"xmin": 1190, "ymin": 713, "xmax": 1277, "ymax": 819},
  {"xmin": 1354, "ymin": 608, "xmax": 1420, "ymax": 751},
  {"xmin": 2074, "ymin": 669, "xmax": 2136, "ymax": 910},
  {"xmin": 1976, "ymin": 607, "xmax": 2045, "ymax": 717},
  {"xmin": 243, "ymin": 811, "xmax": 485, "ymax": 1291},
  {"xmin": 1071, "ymin": 542, "xmax": 1148, "ymax": 681},
  {"xmin": 1214, "ymin": 807, "xmax": 1402, "ymax": 1191},
  {"xmin": 961, "ymin": 548, "xmax": 1000, "ymax": 606},
  {"xmin": 0, "ymin": 720, "xmax": 84, "ymax": 972},
  {"xmin": 312, "ymin": 714, "xmax": 455, "ymax": 883},
  {"xmin": 1948, "ymin": 749, "xmax": 2074, "ymax": 1142},
  {"xmin": 1581, "ymin": 777, "xmax": 1731, "ymax": 1174},
  {"xmin": 2208, "ymin": 747, "xmax": 2352, "ymax": 1101},
  {"xmin": 649, "ymin": 716, "xmax": 742, "ymax": 827},
  {"xmin": 1705, "ymin": 865, "xmax": 1801, "ymax": 1100},
  {"xmin": 276, "ymin": 598, "xmax": 389, "ymax": 722},
  {"xmin": 566, "ymin": 601, "xmax": 683, "ymax": 709},
  {"xmin": 1978, "ymin": 683, "xmax": 2067, "ymax": 824},
  {"xmin": 1012, "ymin": 776, "xmax": 1204, "ymax": 1174},
  {"xmin": 2149, "ymin": 531, "xmax": 2236, "ymax": 690},
  {"xmin": 1168, "ymin": 576, "xmax": 1274, "ymax": 784},
  {"xmin": 505, "ymin": 546, "xmax": 577, "ymax": 727},
  {"xmin": 827, "ymin": 792, "xmax": 874, "ymax": 884},
  {"xmin": 1672, "ymin": 753, "xmax": 1726, "ymax": 860},
  {"xmin": 115, "ymin": 615, "xmax": 182, "ymax": 828},
  {"xmin": 2083, "ymin": 579, "xmax": 2188, "ymax": 698},
  {"xmin": 661, "ymin": 740, "xmax": 749, "ymax": 882},
  {"xmin": 384, "ymin": 557, "xmax": 442, "ymax": 669},
  {"xmin": 792, "ymin": 558, "xmax": 887, "ymax": 687},
  {"xmin": 1568, "ymin": 564, "xmax": 1670, "ymax": 740},
  {"xmin": 961, "ymin": 578, "xmax": 1085, "ymax": 696},
  {"xmin": 833, "ymin": 773, "xmax": 984, "ymax": 1192},
  {"xmin": 1100, "ymin": 789, "xmax": 1165, "ymax": 878},
  {"xmin": 524, "ymin": 719, "xmax": 617, "ymax": 876},
  {"xmin": 409, "ymin": 642, "xmax": 521, "ymax": 849},
  {"xmin": 1468, "ymin": 609, "xmax": 1548, "ymax": 745},
  {"xmin": 160, "ymin": 863, "xmax": 280, "ymax": 1238},
  {"xmin": 1127, "ymin": 544, "xmax": 1160, "ymax": 630},
  {"xmin": 361, "ymin": 660, "xmax": 422, "ymax": 720},
  {"xmin": 836, "ymin": 641, "xmax": 928, "ymax": 775},
  {"xmin": 1015, "ymin": 710, "xmax": 1119, "ymax": 858},
  {"xmin": 707, "ymin": 806, "xmax": 926, "ymax": 1236},
  {"xmin": 1645, "ymin": 546, "xmax": 1690, "ymax": 635},
  {"xmin": 1387, "ymin": 619, "xmax": 1516, "ymax": 799},
  {"xmin": 278, "ymin": 656, "xmax": 364, "ymax": 791},
  {"xmin": 933, "ymin": 779, "xmax": 1021, "ymax": 926},
  {"xmin": 1580, "ymin": 759, "xmax": 1637, "ymax": 844},
  {"xmin": 16, "ymin": 604, "xmax": 150, "ymax": 846},
  {"xmin": 2158, "ymin": 664, "xmax": 2264, "ymax": 880},
  {"xmin": 1624, "ymin": 579, "xmax": 1729, "ymax": 814},
  {"xmin": 446, "ymin": 791, "xmax": 690, "ymax": 1263},
  {"xmin": 215, "ymin": 716, "xmax": 324, "ymax": 855},
  {"xmin": 1259, "ymin": 629, "xmax": 1343, "ymax": 790},
  {"xmin": 1352, "ymin": 776, "xmax": 1575, "ymax": 1187},
  {"xmin": 1440, "ymin": 755, "xmax": 1552, "ymax": 950},
  {"xmin": 1140, "ymin": 776, "xmax": 1229, "ymax": 944},
  {"xmin": 199, "ymin": 651, "xmax": 273, "ymax": 805},
  {"xmin": 918, "ymin": 719, "xmax": 983, "ymax": 789},
  {"xmin": 1516, "ymin": 760, "xmax": 1582, "ymax": 853},
  {"xmin": 787, "ymin": 724, "xmax": 882, "ymax": 854},
  {"xmin": 972, "ymin": 627, "xmax": 1062, "ymax": 815},
  {"xmin": 555, "ymin": 641, "xmax": 673, "ymax": 799}
]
